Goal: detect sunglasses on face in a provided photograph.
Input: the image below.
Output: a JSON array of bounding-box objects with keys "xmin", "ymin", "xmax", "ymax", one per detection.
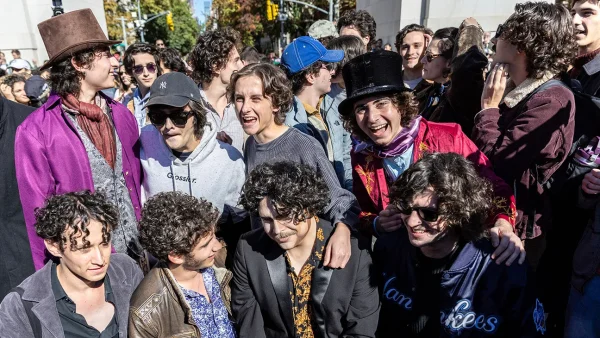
[
  {"xmin": 423, "ymin": 51, "xmax": 443, "ymax": 63},
  {"xmin": 132, "ymin": 63, "xmax": 157, "ymax": 75},
  {"xmin": 397, "ymin": 202, "xmax": 440, "ymax": 222},
  {"xmin": 148, "ymin": 109, "xmax": 192, "ymax": 127}
]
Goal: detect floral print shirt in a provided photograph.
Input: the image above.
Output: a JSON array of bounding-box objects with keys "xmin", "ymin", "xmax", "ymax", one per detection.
[
  {"xmin": 285, "ymin": 223, "xmax": 326, "ymax": 338},
  {"xmin": 179, "ymin": 267, "xmax": 236, "ymax": 338}
]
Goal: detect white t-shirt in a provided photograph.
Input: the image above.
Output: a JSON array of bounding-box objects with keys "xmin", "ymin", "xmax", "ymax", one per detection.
[{"xmin": 404, "ymin": 77, "xmax": 423, "ymax": 90}]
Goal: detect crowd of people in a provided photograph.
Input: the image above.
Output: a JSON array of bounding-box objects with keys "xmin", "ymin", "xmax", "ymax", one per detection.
[{"xmin": 0, "ymin": 0, "xmax": 600, "ymax": 337}]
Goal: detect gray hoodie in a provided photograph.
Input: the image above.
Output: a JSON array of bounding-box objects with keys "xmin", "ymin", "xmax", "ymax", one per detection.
[{"xmin": 140, "ymin": 122, "xmax": 245, "ymax": 215}]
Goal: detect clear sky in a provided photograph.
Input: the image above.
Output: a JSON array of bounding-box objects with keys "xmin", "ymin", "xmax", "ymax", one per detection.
[{"xmin": 194, "ymin": 0, "xmax": 211, "ymax": 24}]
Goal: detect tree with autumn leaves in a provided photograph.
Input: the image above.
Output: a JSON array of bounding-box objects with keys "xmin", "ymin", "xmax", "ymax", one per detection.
[{"xmin": 103, "ymin": 0, "xmax": 200, "ymax": 55}]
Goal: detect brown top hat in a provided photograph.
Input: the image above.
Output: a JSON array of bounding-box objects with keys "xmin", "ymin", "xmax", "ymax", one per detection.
[{"xmin": 38, "ymin": 9, "xmax": 121, "ymax": 70}]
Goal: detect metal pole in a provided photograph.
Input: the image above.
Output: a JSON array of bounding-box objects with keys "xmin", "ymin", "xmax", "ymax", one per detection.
[
  {"xmin": 280, "ymin": 0, "xmax": 284, "ymax": 52},
  {"xmin": 329, "ymin": 0, "xmax": 333, "ymax": 21},
  {"xmin": 137, "ymin": 0, "xmax": 145, "ymax": 42},
  {"xmin": 121, "ymin": 17, "xmax": 128, "ymax": 49}
]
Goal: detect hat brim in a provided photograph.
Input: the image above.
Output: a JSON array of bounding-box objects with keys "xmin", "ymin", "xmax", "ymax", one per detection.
[
  {"xmin": 40, "ymin": 39, "xmax": 121, "ymax": 70},
  {"xmin": 320, "ymin": 49, "xmax": 344, "ymax": 63},
  {"xmin": 145, "ymin": 95, "xmax": 197, "ymax": 109},
  {"xmin": 338, "ymin": 85, "xmax": 409, "ymax": 116}
]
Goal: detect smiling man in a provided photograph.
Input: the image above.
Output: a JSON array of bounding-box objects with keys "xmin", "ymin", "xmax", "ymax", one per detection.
[
  {"xmin": 229, "ymin": 63, "xmax": 360, "ymax": 270},
  {"xmin": 232, "ymin": 161, "xmax": 379, "ymax": 337},
  {"xmin": 130, "ymin": 192, "xmax": 236, "ymax": 338},
  {"xmin": 375, "ymin": 153, "xmax": 543, "ymax": 338},
  {"xmin": 140, "ymin": 72, "xmax": 245, "ymax": 220},
  {"xmin": 570, "ymin": 0, "xmax": 600, "ymax": 95},
  {"xmin": 0, "ymin": 191, "xmax": 144, "ymax": 338},
  {"xmin": 395, "ymin": 24, "xmax": 433, "ymax": 91}
]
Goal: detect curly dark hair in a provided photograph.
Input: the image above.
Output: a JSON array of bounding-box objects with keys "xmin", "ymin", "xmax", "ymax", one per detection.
[
  {"xmin": 500, "ymin": 2, "xmax": 576, "ymax": 79},
  {"xmin": 395, "ymin": 24, "xmax": 434, "ymax": 52},
  {"xmin": 147, "ymin": 98, "xmax": 208, "ymax": 139},
  {"xmin": 189, "ymin": 28, "xmax": 241, "ymax": 84},
  {"xmin": 138, "ymin": 191, "xmax": 219, "ymax": 263},
  {"xmin": 159, "ymin": 47, "xmax": 187, "ymax": 73},
  {"xmin": 240, "ymin": 161, "xmax": 330, "ymax": 222},
  {"xmin": 228, "ymin": 63, "xmax": 293, "ymax": 124},
  {"xmin": 327, "ymin": 35, "xmax": 367, "ymax": 78},
  {"xmin": 389, "ymin": 152, "xmax": 494, "ymax": 242},
  {"xmin": 123, "ymin": 43, "xmax": 162, "ymax": 79},
  {"xmin": 2, "ymin": 74, "xmax": 26, "ymax": 90},
  {"xmin": 49, "ymin": 46, "xmax": 110, "ymax": 97},
  {"xmin": 340, "ymin": 91, "xmax": 419, "ymax": 142},
  {"xmin": 337, "ymin": 10, "xmax": 377, "ymax": 50},
  {"xmin": 432, "ymin": 27, "xmax": 459, "ymax": 61},
  {"xmin": 569, "ymin": 0, "xmax": 599, "ymax": 9},
  {"xmin": 34, "ymin": 190, "xmax": 119, "ymax": 252},
  {"xmin": 240, "ymin": 46, "xmax": 261, "ymax": 64}
]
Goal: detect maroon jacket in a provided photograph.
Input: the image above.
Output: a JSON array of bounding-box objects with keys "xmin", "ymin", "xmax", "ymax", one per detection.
[{"xmin": 473, "ymin": 81, "xmax": 575, "ymax": 239}]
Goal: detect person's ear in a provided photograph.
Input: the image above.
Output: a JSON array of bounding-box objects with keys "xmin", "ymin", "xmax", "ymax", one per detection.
[
  {"xmin": 44, "ymin": 239, "xmax": 63, "ymax": 258},
  {"xmin": 305, "ymin": 72, "xmax": 317, "ymax": 85},
  {"xmin": 167, "ymin": 252, "xmax": 185, "ymax": 265},
  {"xmin": 71, "ymin": 57, "xmax": 88, "ymax": 73}
]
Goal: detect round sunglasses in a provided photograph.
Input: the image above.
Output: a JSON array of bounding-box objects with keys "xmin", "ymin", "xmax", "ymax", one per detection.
[
  {"xmin": 132, "ymin": 63, "xmax": 157, "ymax": 75},
  {"xmin": 423, "ymin": 51, "xmax": 443, "ymax": 63}
]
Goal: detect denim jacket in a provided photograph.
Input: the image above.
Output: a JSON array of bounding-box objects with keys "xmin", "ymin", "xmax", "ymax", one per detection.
[
  {"xmin": 374, "ymin": 228, "xmax": 545, "ymax": 338},
  {"xmin": 285, "ymin": 95, "xmax": 352, "ymax": 190}
]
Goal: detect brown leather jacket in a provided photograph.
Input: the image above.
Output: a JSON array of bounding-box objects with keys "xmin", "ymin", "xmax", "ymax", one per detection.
[{"xmin": 128, "ymin": 262, "xmax": 233, "ymax": 338}]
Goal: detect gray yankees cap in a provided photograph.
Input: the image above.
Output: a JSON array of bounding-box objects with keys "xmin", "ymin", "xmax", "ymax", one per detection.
[{"xmin": 145, "ymin": 72, "xmax": 202, "ymax": 108}]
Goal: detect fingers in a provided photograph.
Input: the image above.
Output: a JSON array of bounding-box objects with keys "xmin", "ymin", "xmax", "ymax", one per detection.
[
  {"xmin": 489, "ymin": 227, "xmax": 500, "ymax": 248},
  {"xmin": 493, "ymin": 236, "xmax": 516, "ymax": 265},
  {"xmin": 518, "ymin": 248, "xmax": 527, "ymax": 265},
  {"xmin": 491, "ymin": 231, "xmax": 509, "ymax": 260},
  {"xmin": 323, "ymin": 241, "xmax": 332, "ymax": 266},
  {"xmin": 583, "ymin": 169, "xmax": 600, "ymax": 194},
  {"xmin": 503, "ymin": 244, "xmax": 521, "ymax": 266}
]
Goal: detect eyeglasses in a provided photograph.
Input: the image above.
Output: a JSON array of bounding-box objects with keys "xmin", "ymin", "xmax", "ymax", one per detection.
[
  {"xmin": 397, "ymin": 202, "xmax": 440, "ymax": 222},
  {"xmin": 423, "ymin": 51, "xmax": 443, "ymax": 63},
  {"xmin": 132, "ymin": 63, "xmax": 157, "ymax": 75},
  {"xmin": 148, "ymin": 109, "xmax": 192, "ymax": 127},
  {"xmin": 318, "ymin": 62, "xmax": 335, "ymax": 72}
]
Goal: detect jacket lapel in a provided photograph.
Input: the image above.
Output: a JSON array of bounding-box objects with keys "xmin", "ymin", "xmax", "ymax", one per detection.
[
  {"xmin": 264, "ymin": 244, "xmax": 295, "ymax": 335},
  {"xmin": 107, "ymin": 262, "xmax": 133, "ymax": 335},
  {"xmin": 311, "ymin": 223, "xmax": 334, "ymax": 336}
]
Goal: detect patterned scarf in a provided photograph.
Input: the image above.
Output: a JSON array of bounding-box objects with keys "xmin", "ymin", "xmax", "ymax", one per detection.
[
  {"xmin": 355, "ymin": 116, "xmax": 422, "ymax": 159},
  {"xmin": 62, "ymin": 93, "xmax": 117, "ymax": 169}
]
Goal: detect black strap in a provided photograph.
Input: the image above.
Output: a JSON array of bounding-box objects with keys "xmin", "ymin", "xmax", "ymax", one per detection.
[{"xmin": 11, "ymin": 287, "xmax": 42, "ymax": 338}]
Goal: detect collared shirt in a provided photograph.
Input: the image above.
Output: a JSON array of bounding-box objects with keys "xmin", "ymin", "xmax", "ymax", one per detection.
[
  {"xmin": 179, "ymin": 267, "xmax": 236, "ymax": 338},
  {"xmin": 132, "ymin": 87, "xmax": 151, "ymax": 133},
  {"xmin": 285, "ymin": 222, "xmax": 326, "ymax": 338},
  {"xmin": 51, "ymin": 263, "xmax": 119, "ymax": 338},
  {"xmin": 302, "ymin": 97, "xmax": 334, "ymax": 162},
  {"xmin": 199, "ymin": 87, "xmax": 245, "ymax": 153}
]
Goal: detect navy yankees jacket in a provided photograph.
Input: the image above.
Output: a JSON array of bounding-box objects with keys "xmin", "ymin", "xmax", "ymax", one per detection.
[{"xmin": 373, "ymin": 227, "xmax": 546, "ymax": 338}]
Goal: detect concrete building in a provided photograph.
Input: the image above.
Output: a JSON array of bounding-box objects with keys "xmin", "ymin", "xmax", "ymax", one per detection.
[
  {"xmin": 0, "ymin": 0, "xmax": 106, "ymax": 68},
  {"xmin": 357, "ymin": 0, "xmax": 554, "ymax": 50}
]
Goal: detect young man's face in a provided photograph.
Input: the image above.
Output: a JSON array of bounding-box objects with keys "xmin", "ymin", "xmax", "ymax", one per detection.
[
  {"xmin": 12, "ymin": 81, "xmax": 29, "ymax": 105},
  {"xmin": 217, "ymin": 47, "xmax": 243, "ymax": 85},
  {"xmin": 307, "ymin": 63, "xmax": 335, "ymax": 96},
  {"xmin": 45, "ymin": 219, "xmax": 113, "ymax": 284},
  {"xmin": 492, "ymin": 37, "xmax": 519, "ymax": 67},
  {"xmin": 12, "ymin": 52, "xmax": 19, "ymax": 59},
  {"xmin": 149, "ymin": 104, "xmax": 198, "ymax": 152},
  {"xmin": 421, "ymin": 39, "xmax": 450, "ymax": 83},
  {"xmin": 181, "ymin": 231, "xmax": 222, "ymax": 271},
  {"xmin": 353, "ymin": 94, "xmax": 403, "ymax": 147},
  {"xmin": 155, "ymin": 40, "xmax": 165, "ymax": 49},
  {"xmin": 398, "ymin": 188, "xmax": 450, "ymax": 249},
  {"xmin": 400, "ymin": 31, "xmax": 426, "ymax": 71},
  {"xmin": 234, "ymin": 75, "xmax": 279, "ymax": 137},
  {"xmin": 572, "ymin": 1, "xmax": 600, "ymax": 52},
  {"xmin": 258, "ymin": 198, "xmax": 313, "ymax": 251},
  {"xmin": 340, "ymin": 25, "xmax": 370, "ymax": 47},
  {"xmin": 131, "ymin": 53, "xmax": 158, "ymax": 90},
  {"xmin": 82, "ymin": 49, "xmax": 117, "ymax": 91}
]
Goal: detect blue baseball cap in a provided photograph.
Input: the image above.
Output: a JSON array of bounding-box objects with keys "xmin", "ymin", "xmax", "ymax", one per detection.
[{"xmin": 281, "ymin": 36, "xmax": 344, "ymax": 74}]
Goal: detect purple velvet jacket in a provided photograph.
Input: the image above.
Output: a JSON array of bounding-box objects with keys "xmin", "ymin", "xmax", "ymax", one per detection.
[{"xmin": 15, "ymin": 93, "xmax": 142, "ymax": 270}]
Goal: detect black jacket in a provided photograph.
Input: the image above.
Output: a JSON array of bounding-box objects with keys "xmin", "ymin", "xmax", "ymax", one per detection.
[
  {"xmin": 0, "ymin": 98, "xmax": 34, "ymax": 300},
  {"xmin": 374, "ymin": 228, "xmax": 545, "ymax": 338},
  {"xmin": 231, "ymin": 220, "xmax": 380, "ymax": 337}
]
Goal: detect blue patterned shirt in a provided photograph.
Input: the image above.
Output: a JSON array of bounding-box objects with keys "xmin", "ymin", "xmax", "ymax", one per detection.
[{"xmin": 179, "ymin": 267, "xmax": 236, "ymax": 338}]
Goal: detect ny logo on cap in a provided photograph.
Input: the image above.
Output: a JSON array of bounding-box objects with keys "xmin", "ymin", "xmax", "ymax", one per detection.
[{"xmin": 160, "ymin": 81, "xmax": 167, "ymax": 89}]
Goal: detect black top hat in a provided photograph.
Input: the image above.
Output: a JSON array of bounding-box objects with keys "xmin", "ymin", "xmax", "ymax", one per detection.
[{"xmin": 338, "ymin": 50, "xmax": 409, "ymax": 116}]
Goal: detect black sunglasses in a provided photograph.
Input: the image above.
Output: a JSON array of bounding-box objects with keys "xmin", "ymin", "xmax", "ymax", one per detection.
[
  {"xmin": 397, "ymin": 203, "xmax": 440, "ymax": 222},
  {"xmin": 423, "ymin": 51, "xmax": 443, "ymax": 63},
  {"xmin": 148, "ymin": 109, "xmax": 192, "ymax": 127},
  {"xmin": 132, "ymin": 63, "xmax": 157, "ymax": 75}
]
